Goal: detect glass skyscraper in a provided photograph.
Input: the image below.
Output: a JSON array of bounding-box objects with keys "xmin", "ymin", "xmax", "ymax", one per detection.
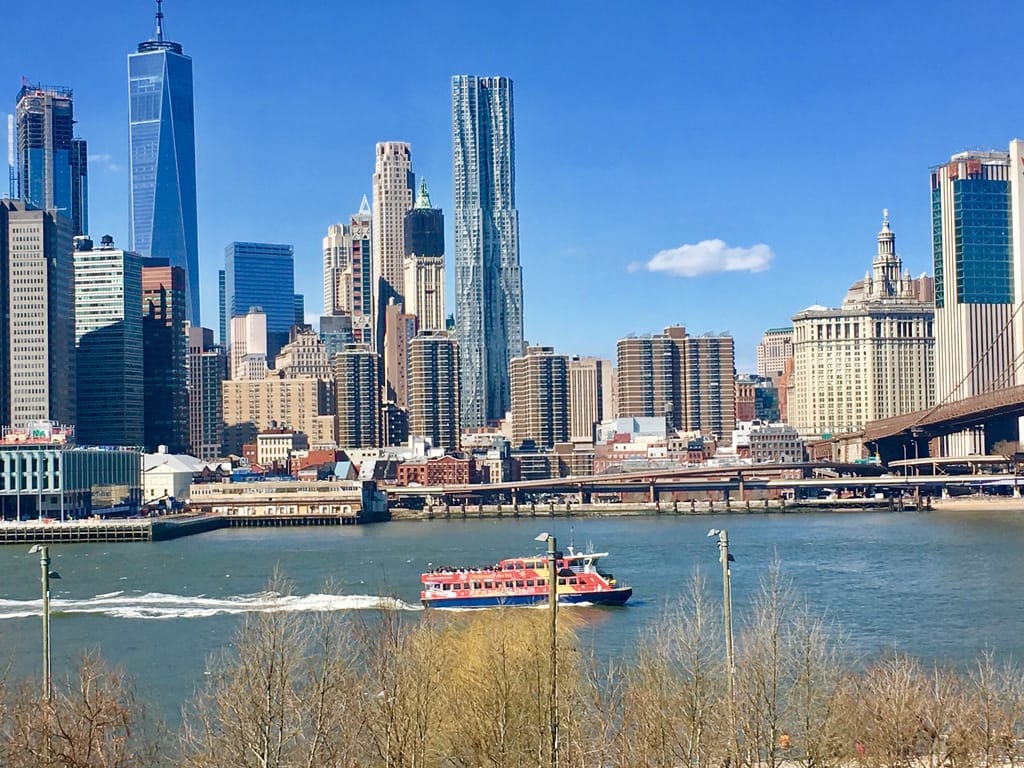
[
  {"xmin": 224, "ymin": 242, "xmax": 296, "ymax": 365},
  {"xmin": 15, "ymin": 82, "xmax": 87, "ymax": 235},
  {"xmin": 128, "ymin": 6, "xmax": 200, "ymax": 325},
  {"xmin": 452, "ymin": 75, "xmax": 524, "ymax": 427}
]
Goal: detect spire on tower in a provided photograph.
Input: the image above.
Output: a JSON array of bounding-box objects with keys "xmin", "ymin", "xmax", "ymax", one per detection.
[
  {"xmin": 155, "ymin": 0, "xmax": 164, "ymax": 42},
  {"xmin": 358, "ymin": 195, "xmax": 371, "ymax": 216},
  {"xmin": 415, "ymin": 179, "xmax": 432, "ymax": 209}
]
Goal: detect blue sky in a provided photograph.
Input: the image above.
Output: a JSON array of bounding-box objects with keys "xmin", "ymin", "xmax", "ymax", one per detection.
[{"xmin": 4, "ymin": 1, "xmax": 1024, "ymax": 371}]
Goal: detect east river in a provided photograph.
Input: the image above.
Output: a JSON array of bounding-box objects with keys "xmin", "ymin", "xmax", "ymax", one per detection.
[{"xmin": 1, "ymin": 506, "xmax": 1023, "ymax": 724}]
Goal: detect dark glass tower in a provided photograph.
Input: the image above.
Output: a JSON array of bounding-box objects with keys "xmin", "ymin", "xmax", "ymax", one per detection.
[
  {"xmin": 224, "ymin": 242, "xmax": 295, "ymax": 364},
  {"xmin": 128, "ymin": 1, "xmax": 201, "ymax": 325}
]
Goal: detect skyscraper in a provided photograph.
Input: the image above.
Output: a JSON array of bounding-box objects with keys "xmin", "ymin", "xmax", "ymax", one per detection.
[
  {"xmin": 224, "ymin": 242, "xmax": 295, "ymax": 363},
  {"xmin": 187, "ymin": 326, "xmax": 225, "ymax": 460},
  {"xmin": 372, "ymin": 141, "xmax": 414, "ymax": 343},
  {"xmin": 452, "ymin": 75, "xmax": 523, "ymax": 427},
  {"xmin": 128, "ymin": 2, "xmax": 200, "ymax": 324},
  {"xmin": 1, "ymin": 200, "xmax": 75, "ymax": 428},
  {"xmin": 73, "ymin": 235, "xmax": 144, "ymax": 446},
  {"xmin": 408, "ymin": 331, "xmax": 461, "ymax": 453},
  {"xmin": 510, "ymin": 346, "xmax": 569, "ymax": 450},
  {"xmin": 322, "ymin": 198, "xmax": 373, "ymax": 345},
  {"xmin": 334, "ymin": 344, "xmax": 380, "ymax": 449},
  {"xmin": 404, "ymin": 179, "xmax": 445, "ymax": 331},
  {"xmin": 15, "ymin": 82, "xmax": 87, "ymax": 235},
  {"xmin": 756, "ymin": 327, "xmax": 793, "ymax": 380}
]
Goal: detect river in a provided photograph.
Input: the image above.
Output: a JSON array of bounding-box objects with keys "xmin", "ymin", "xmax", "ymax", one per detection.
[{"xmin": 1, "ymin": 506, "xmax": 1023, "ymax": 724}]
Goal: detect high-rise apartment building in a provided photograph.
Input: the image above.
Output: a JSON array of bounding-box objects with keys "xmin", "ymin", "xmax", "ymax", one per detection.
[
  {"xmin": 15, "ymin": 82, "xmax": 87, "ymax": 236},
  {"xmin": 142, "ymin": 259, "xmax": 188, "ymax": 452},
  {"xmin": 408, "ymin": 331, "xmax": 461, "ymax": 453},
  {"xmin": 617, "ymin": 326, "xmax": 736, "ymax": 441},
  {"xmin": 224, "ymin": 241, "xmax": 295, "ymax": 363},
  {"xmin": 452, "ymin": 75, "xmax": 524, "ymax": 427},
  {"xmin": 404, "ymin": 180, "xmax": 445, "ymax": 331},
  {"xmin": 383, "ymin": 301, "xmax": 417, "ymax": 408},
  {"xmin": 510, "ymin": 346, "xmax": 569, "ymax": 450},
  {"xmin": 73, "ymin": 235, "xmax": 144, "ymax": 446},
  {"xmin": 568, "ymin": 356, "xmax": 614, "ymax": 443},
  {"xmin": 322, "ymin": 197, "xmax": 373, "ymax": 345},
  {"xmin": 128, "ymin": 5, "xmax": 200, "ymax": 324},
  {"xmin": 334, "ymin": 344, "xmax": 380, "ymax": 449},
  {"xmin": 791, "ymin": 212, "xmax": 934, "ymax": 438},
  {"xmin": 756, "ymin": 327, "xmax": 793, "ymax": 380},
  {"xmin": 187, "ymin": 326, "xmax": 225, "ymax": 460},
  {"xmin": 931, "ymin": 150, "xmax": 1020, "ymax": 420},
  {"xmin": 2, "ymin": 200, "xmax": 75, "ymax": 428}
]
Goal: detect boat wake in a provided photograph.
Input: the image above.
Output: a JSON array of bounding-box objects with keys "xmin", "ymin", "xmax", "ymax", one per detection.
[{"xmin": 0, "ymin": 591, "xmax": 423, "ymax": 620}]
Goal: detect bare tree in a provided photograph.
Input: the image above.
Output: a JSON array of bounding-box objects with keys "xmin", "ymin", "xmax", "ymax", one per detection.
[
  {"xmin": 2, "ymin": 650, "xmax": 164, "ymax": 768},
  {"xmin": 180, "ymin": 576, "xmax": 365, "ymax": 768}
]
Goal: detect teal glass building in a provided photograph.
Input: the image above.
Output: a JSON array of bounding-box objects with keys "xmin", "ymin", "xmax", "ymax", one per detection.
[{"xmin": 128, "ymin": 6, "xmax": 200, "ymax": 325}]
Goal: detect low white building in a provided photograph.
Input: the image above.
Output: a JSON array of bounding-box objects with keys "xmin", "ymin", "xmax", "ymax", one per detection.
[{"xmin": 142, "ymin": 452, "xmax": 205, "ymax": 504}]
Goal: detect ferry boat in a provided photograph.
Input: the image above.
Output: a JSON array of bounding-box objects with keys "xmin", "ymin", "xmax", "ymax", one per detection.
[{"xmin": 420, "ymin": 545, "xmax": 632, "ymax": 608}]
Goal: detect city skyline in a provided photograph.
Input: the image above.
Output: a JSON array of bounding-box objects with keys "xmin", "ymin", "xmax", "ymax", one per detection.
[{"xmin": 5, "ymin": 2, "xmax": 1024, "ymax": 369}]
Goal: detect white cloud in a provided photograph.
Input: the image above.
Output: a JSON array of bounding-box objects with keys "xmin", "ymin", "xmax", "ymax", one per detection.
[
  {"xmin": 644, "ymin": 239, "xmax": 774, "ymax": 278},
  {"xmin": 87, "ymin": 153, "xmax": 120, "ymax": 172}
]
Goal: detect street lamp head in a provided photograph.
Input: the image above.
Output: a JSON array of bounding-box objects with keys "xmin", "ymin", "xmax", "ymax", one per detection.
[
  {"xmin": 49, "ymin": 571, "xmax": 61, "ymax": 580},
  {"xmin": 28, "ymin": 544, "xmax": 43, "ymax": 554},
  {"xmin": 534, "ymin": 532, "xmax": 551, "ymax": 542},
  {"xmin": 707, "ymin": 528, "xmax": 721, "ymax": 537}
]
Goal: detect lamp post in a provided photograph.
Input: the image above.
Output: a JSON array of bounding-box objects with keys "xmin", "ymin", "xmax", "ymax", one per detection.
[
  {"xmin": 707, "ymin": 529, "xmax": 734, "ymax": 702},
  {"xmin": 535, "ymin": 531, "xmax": 558, "ymax": 768},
  {"xmin": 28, "ymin": 544, "xmax": 60, "ymax": 701}
]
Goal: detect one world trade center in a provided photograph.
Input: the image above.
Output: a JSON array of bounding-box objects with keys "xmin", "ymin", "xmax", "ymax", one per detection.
[{"xmin": 128, "ymin": 1, "xmax": 200, "ymax": 325}]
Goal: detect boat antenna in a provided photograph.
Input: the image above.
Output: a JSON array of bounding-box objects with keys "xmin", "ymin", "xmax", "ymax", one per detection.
[{"xmin": 569, "ymin": 525, "xmax": 575, "ymax": 552}]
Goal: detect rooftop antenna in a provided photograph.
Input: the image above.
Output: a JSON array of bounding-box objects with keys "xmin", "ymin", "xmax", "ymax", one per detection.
[{"xmin": 155, "ymin": 0, "xmax": 165, "ymax": 42}]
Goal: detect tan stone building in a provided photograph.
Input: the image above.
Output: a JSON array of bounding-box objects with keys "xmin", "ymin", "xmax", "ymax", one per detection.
[
  {"xmin": 790, "ymin": 212, "xmax": 934, "ymax": 438},
  {"xmin": 221, "ymin": 373, "xmax": 335, "ymax": 455},
  {"xmin": 568, "ymin": 356, "xmax": 613, "ymax": 443}
]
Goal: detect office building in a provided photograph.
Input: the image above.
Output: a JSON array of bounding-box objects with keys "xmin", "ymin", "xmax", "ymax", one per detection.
[
  {"xmin": 928, "ymin": 147, "xmax": 1024, "ymax": 452},
  {"xmin": 403, "ymin": 179, "xmax": 445, "ymax": 331},
  {"xmin": 322, "ymin": 197, "xmax": 373, "ymax": 345},
  {"xmin": 372, "ymin": 141, "xmax": 414, "ymax": 346},
  {"xmin": 735, "ymin": 374, "xmax": 780, "ymax": 423},
  {"xmin": 73, "ymin": 235, "xmax": 144, "ymax": 446},
  {"xmin": 510, "ymin": 346, "xmax": 569, "ymax": 450},
  {"xmin": 791, "ymin": 212, "xmax": 934, "ymax": 437},
  {"xmin": 617, "ymin": 326, "xmax": 736, "ymax": 441},
  {"xmin": 452, "ymin": 75, "xmax": 524, "ymax": 426},
  {"xmin": 2, "ymin": 200, "xmax": 75, "ymax": 428},
  {"xmin": 293, "ymin": 294, "xmax": 305, "ymax": 327},
  {"xmin": 142, "ymin": 260, "xmax": 188, "ymax": 452},
  {"xmin": 224, "ymin": 241, "xmax": 295, "ymax": 363},
  {"xmin": 756, "ymin": 327, "xmax": 793, "ymax": 380},
  {"xmin": 218, "ymin": 269, "xmax": 226, "ymax": 344},
  {"xmin": 187, "ymin": 326, "xmax": 225, "ymax": 460},
  {"xmin": 128, "ymin": 4, "xmax": 200, "ymax": 324},
  {"xmin": 408, "ymin": 331, "xmax": 461, "ymax": 453},
  {"xmin": 230, "ymin": 308, "xmax": 268, "ymax": 380},
  {"xmin": 15, "ymin": 82, "xmax": 87, "ymax": 236},
  {"xmin": 334, "ymin": 344, "xmax": 380, "ymax": 448},
  {"xmin": 222, "ymin": 374, "xmax": 335, "ymax": 455},
  {"xmin": 568, "ymin": 356, "xmax": 614, "ymax": 443}
]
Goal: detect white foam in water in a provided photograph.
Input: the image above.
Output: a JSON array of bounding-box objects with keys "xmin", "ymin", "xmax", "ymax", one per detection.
[{"xmin": 0, "ymin": 591, "xmax": 423, "ymax": 620}]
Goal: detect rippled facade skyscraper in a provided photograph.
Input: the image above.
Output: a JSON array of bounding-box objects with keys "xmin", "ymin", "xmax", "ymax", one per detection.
[
  {"xmin": 452, "ymin": 75, "xmax": 523, "ymax": 427},
  {"xmin": 128, "ymin": 3, "xmax": 200, "ymax": 325}
]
